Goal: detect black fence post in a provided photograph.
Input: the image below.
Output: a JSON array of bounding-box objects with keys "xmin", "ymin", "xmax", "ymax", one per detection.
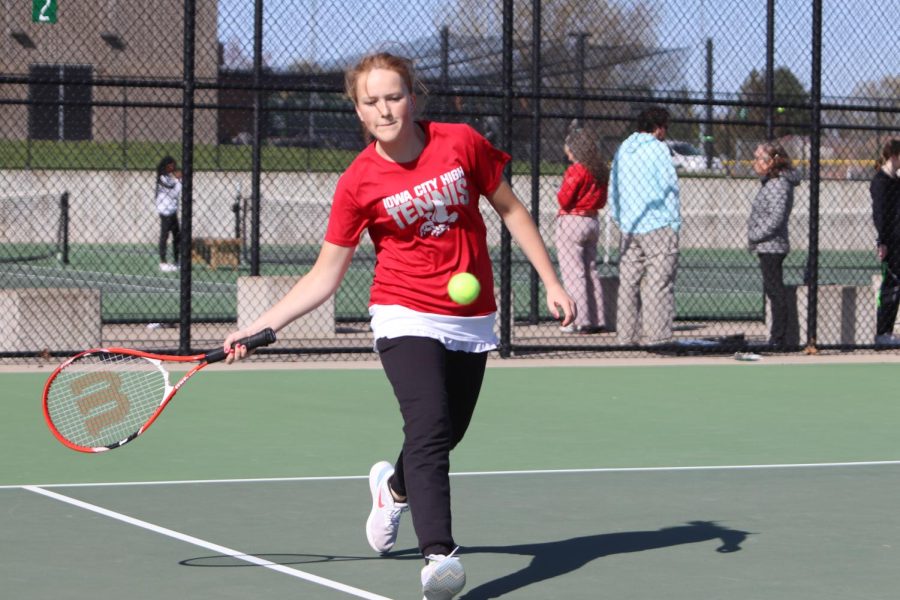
[
  {"xmin": 805, "ymin": 0, "xmax": 823, "ymax": 352},
  {"xmin": 528, "ymin": 0, "xmax": 542, "ymax": 324},
  {"xmin": 704, "ymin": 38, "xmax": 714, "ymax": 170},
  {"xmin": 570, "ymin": 32, "xmax": 589, "ymax": 122},
  {"xmin": 178, "ymin": 0, "xmax": 196, "ymax": 355},
  {"xmin": 765, "ymin": 0, "xmax": 775, "ymax": 140},
  {"xmin": 59, "ymin": 191, "xmax": 69, "ymax": 265},
  {"xmin": 250, "ymin": 0, "xmax": 264, "ymax": 276},
  {"xmin": 440, "ymin": 26, "xmax": 450, "ymax": 118},
  {"xmin": 498, "ymin": 0, "xmax": 514, "ymax": 358},
  {"xmin": 232, "ymin": 193, "xmax": 241, "ymax": 239}
]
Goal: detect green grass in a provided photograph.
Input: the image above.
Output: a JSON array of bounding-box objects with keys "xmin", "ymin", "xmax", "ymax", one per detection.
[
  {"xmin": 0, "ymin": 140, "xmax": 360, "ymax": 172},
  {"xmin": 0, "ymin": 139, "xmax": 573, "ymax": 175},
  {"xmin": 0, "ymin": 139, "xmax": 739, "ymax": 178}
]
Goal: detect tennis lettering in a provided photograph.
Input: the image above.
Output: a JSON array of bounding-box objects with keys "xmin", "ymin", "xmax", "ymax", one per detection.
[
  {"xmin": 71, "ymin": 372, "xmax": 131, "ymax": 437},
  {"xmin": 382, "ymin": 168, "xmax": 469, "ymax": 236}
]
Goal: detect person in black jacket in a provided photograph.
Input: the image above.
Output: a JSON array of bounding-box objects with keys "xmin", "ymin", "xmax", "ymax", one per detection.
[{"xmin": 870, "ymin": 139, "xmax": 900, "ymax": 346}]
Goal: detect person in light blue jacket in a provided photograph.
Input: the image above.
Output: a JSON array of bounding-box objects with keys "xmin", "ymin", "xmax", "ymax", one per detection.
[{"xmin": 608, "ymin": 107, "xmax": 681, "ymax": 345}]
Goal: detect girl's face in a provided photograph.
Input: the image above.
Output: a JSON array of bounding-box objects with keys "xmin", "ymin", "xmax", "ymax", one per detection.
[
  {"xmin": 354, "ymin": 68, "xmax": 415, "ymax": 147},
  {"xmin": 752, "ymin": 146, "xmax": 772, "ymax": 177}
]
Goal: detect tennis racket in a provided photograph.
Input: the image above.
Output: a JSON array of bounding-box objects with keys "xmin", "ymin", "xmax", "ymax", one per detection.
[{"xmin": 42, "ymin": 328, "xmax": 277, "ymax": 453}]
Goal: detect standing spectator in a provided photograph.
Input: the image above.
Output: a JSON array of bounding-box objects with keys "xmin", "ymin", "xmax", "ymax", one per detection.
[
  {"xmin": 871, "ymin": 139, "xmax": 900, "ymax": 346},
  {"xmin": 155, "ymin": 156, "xmax": 181, "ymax": 272},
  {"xmin": 555, "ymin": 126, "xmax": 608, "ymax": 334},
  {"xmin": 747, "ymin": 141, "xmax": 800, "ymax": 349},
  {"xmin": 608, "ymin": 107, "xmax": 681, "ymax": 345}
]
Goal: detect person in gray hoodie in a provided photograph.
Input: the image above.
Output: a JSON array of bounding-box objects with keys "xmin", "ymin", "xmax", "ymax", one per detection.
[
  {"xmin": 608, "ymin": 107, "xmax": 681, "ymax": 345},
  {"xmin": 747, "ymin": 141, "xmax": 800, "ymax": 349}
]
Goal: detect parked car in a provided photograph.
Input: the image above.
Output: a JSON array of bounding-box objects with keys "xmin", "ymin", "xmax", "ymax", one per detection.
[{"xmin": 665, "ymin": 140, "xmax": 727, "ymax": 175}]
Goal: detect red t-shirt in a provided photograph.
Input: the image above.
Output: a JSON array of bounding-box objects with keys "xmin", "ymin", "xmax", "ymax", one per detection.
[
  {"xmin": 556, "ymin": 162, "xmax": 607, "ymax": 215},
  {"xmin": 325, "ymin": 121, "xmax": 510, "ymax": 316}
]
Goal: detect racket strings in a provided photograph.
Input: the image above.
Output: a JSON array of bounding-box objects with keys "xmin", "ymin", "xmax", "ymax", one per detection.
[{"xmin": 46, "ymin": 352, "xmax": 170, "ymax": 448}]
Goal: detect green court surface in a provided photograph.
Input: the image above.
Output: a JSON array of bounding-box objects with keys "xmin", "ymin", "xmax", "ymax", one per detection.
[{"xmin": 2, "ymin": 362, "xmax": 899, "ymax": 599}]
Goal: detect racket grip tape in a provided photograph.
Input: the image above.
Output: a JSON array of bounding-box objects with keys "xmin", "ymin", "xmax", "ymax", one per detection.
[{"xmin": 204, "ymin": 328, "xmax": 277, "ymax": 364}]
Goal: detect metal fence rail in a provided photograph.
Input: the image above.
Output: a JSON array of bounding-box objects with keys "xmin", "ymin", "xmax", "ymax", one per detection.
[{"xmin": 1, "ymin": 0, "xmax": 898, "ymax": 359}]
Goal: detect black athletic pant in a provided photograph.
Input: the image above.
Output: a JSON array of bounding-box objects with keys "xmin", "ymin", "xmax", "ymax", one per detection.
[
  {"xmin": 376, "ymin": 336, "xmax": 488, "ymax": 557},
  {"xmin": 877, "ymin": 249, "xmax": 900, "ymax": 336},
  {"xmin": 158, "ymin": 214, "xmax": 180, "ymax": 264},
  {"xmin": 758, "ymin": 253, "xmax": 787, "ymax": 346}
]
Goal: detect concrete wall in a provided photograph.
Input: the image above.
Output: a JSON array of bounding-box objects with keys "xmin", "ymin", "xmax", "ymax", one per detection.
[{"xmin": 0, "ymin": 170, "xmax": 878, "ymax": 251}]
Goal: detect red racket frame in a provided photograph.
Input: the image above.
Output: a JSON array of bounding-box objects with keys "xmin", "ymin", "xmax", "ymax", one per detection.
[{"xmin": 42, "ymin": 329, "xmax": 276, "ymax": 453}]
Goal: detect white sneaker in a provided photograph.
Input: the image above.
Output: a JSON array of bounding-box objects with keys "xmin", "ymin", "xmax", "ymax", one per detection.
[
  {"xmin": 365, "ymin": 461, "xmax": 408, "ymax": 554},
  {"xmin": 421, "ymin": 549, "xmax": 465, "ymax": 600},
  {"xmin": 875, "ymin": 333, "xmax": 900, "ymax": 346},
  {"xmin": 159, "ymin": 262, "xmax": 177, "ymax": 272}
]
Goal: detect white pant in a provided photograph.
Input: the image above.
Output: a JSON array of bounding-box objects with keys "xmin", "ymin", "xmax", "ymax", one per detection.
[{"xmin": 554, "ymin": 215, "xmax": 604, "ymax": 328}]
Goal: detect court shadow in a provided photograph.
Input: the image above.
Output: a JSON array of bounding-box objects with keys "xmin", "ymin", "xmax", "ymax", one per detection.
[{"xmin": 459, "ymin": 520, "xmax": 750, "ymax": 599}]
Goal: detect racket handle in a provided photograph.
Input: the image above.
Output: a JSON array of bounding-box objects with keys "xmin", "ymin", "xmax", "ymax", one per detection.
[{"xmin": 205, "ymin": 328, "xmax": 277, "ymax": 364}]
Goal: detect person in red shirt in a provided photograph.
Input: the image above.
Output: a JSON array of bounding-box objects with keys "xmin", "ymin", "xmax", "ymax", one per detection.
[
  {"xmin": 555, "ymin": 127, "xmax": 608, "ymax": 334},
  {"xmin": 222, "ymin": 52, "xmax": 574, "ymax": 600}
]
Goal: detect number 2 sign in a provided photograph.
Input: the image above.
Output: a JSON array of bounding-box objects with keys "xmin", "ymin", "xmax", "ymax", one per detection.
[{"xmin": 32, "ymin": 0, "xmax": 58, "ymax": 24}]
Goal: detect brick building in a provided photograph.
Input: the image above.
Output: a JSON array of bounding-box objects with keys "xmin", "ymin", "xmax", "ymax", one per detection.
[{"xmin": 0, "ymin": 0, "xmax": 219, "ymax": 144}]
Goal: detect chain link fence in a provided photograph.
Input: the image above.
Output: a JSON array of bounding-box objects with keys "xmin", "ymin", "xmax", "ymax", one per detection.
[{"xmin": 1, "ymin": 0, "xmax": 898, "ymax": 360}]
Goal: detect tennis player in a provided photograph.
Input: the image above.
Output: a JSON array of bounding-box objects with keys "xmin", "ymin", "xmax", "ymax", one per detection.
[{"xmin": 222, "ymin": 52, "xmax": 574, "ymax": 599}]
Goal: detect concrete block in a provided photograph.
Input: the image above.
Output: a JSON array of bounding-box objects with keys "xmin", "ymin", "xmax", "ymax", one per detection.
[
  {"xmin": 796, "ymin": 284, "xmax": 876, "ymax": 345},
  {"xmin": 0, "ymin": 288, "xmax": 101, "ymax": 352}
]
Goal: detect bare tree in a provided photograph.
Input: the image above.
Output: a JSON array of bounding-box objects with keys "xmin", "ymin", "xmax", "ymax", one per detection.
[{"xmin": 441, "ymin": 0, "xmax": 682, "ymax": 145}]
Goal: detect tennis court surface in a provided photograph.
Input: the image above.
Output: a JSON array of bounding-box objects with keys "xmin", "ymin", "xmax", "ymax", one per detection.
[{"xmin": 3, "ymin": 360, "xmax": 899, "ymax": 599}]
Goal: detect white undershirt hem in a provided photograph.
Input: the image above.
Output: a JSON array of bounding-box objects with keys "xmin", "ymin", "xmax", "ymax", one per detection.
[{"xmin": 369, "ymin": 304, "xmax": 498, "ymax": 353}]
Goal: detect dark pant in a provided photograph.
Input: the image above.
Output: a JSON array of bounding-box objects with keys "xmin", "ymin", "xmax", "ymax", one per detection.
[
  {"xmin": 877, "ymin": 251, "xmax": 900, "ymax": 336},
  {"xmin": 759, "ymin": 253, "xmax": 787, "ymax": 346},
  {"xmin": 158, "ymin": 214, "xmax": 180, "ymax": 263},
  {"xmin": 376, "ymin": 336, "xmax": 488, "ymax": 557}
]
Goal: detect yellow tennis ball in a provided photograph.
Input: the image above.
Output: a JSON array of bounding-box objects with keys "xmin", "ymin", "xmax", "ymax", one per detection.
[{"xmin": 448, "ymin": 272, "xmax": 481, "ymax": 305}]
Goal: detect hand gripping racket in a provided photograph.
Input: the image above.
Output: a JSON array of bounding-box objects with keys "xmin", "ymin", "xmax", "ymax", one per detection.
[{"xmin": 42, "ymin": 329, "xmax": 277, "ymax": 453}]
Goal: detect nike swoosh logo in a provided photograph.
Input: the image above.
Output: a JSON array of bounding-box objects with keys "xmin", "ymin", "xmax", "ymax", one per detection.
[{"xmin": 377, "ymin": 488, "xmax": 385, "ymax": 509}]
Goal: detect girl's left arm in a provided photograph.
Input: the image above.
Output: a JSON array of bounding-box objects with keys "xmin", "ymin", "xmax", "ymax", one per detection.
[{"xmin": 487, "ymin": 180, "xmax": 576, "ymax": 325}]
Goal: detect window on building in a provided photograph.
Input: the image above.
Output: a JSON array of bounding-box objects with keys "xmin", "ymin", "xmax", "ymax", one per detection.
[{"xmin": 28, "ymin": 65, "xmax": 93, "ymax": 141}]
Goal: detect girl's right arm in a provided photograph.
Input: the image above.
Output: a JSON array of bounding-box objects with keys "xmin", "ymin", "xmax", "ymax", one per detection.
[{"xmin": 223, "ymin": 241, "xmax": 356, "ymax": 362}]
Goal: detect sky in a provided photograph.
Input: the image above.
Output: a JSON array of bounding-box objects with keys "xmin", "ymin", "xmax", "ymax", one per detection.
[{"xmin": 217, "ymin": 0, "xmax": 897, "ymax": 101}]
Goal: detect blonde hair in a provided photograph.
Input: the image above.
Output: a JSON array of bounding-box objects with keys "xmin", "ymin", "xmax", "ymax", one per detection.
[{"xmin": 344, "ymin": 52, "xmax": 426, "ymax": 111}]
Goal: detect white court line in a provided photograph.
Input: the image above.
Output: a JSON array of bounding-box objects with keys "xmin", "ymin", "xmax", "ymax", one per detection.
[
  {"xmin": 22, "ymin": 486, "xmax": 392, "ymax": 600},
  {"xmin": 4, "ymin": 460, "xmax": 900, "ymax": 490}
]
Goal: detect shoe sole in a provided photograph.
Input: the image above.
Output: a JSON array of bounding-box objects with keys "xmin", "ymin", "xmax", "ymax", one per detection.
[
  {"xmin": 423, "ymin": 559, "xmax": 466, "ymax": 600},
  {"xmin": 365, "ymin": 461, "xmax": 394, "ymax": 554}
]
